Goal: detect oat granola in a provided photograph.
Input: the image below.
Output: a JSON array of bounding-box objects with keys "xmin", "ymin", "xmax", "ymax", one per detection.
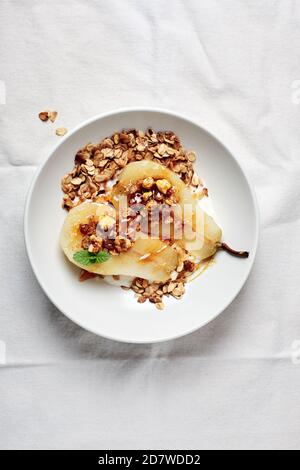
[
  {"xmin": 61, "ymin": 129, "xmax": 204, "ymax": 211},
  {"xmin": 60, "ymin": 128, "xmax": 245, "ymax": 310}
]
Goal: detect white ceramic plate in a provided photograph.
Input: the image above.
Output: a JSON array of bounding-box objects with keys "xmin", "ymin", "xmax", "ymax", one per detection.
[{"xmin": 24, "ymin": 108, "xmax": 259, "ymax": 343}]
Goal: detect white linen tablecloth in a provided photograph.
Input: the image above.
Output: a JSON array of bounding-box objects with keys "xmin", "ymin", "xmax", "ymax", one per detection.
[{"xmin": 1, "ymin": 0, "xmax": 300, "ymax": 450}]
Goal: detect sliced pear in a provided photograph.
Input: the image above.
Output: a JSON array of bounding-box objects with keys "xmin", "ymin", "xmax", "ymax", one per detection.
[
  {"xmin": 111, "ymin": 160, "xmax": 222, "ymax": 261},
  {"xmin": 60, "ymin": 202, "xmax": 178, "ymax": 282},
  {"xmin": 184, "ymin": 207, "xmax": 222, "ymax": 260},
  {"xmin": 111, "ymin": 160, "xmax": 195, "ymax": 208}
]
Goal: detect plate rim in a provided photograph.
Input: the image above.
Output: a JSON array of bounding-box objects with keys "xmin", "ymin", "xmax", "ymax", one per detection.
[{"xmin": 24, "ymin": 106, "xmax": 260, "ymax": 343}]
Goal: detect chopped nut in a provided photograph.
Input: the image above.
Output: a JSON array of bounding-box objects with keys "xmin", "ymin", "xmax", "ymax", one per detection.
[
  {"xmin": 183, "ymin": 260, "xmax": 195, "ymax": 272},
  {"xmin": 142, "ymin": 191, "xmax": 152, "ymax": 202},
  {"xmin": 39, "ymin": 111, "xmax": 49, "ymax": 122},
  {"xmin": 142, "ymin": 177, "xmax": 154, "ymax": 189},
  {"xmin": 98, "ymin": 215, "xmax": 115, "ymax": 231},
  {"xmin": 114, "ymin": 236, "xmax": 132, "ymax": 252},
  {"xmin": 156, "ymin": 179, "xmax": 171, "ymax": 194}
]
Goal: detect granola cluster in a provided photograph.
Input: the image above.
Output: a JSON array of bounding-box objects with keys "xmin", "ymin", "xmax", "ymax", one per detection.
[
  {"xmin": 129, "ymin": 246, "xmax": 196, "ymax": 309},
  {"xmin": 79, "ymin": 216, "xmax": 133, "ymax": 256},
  {"xmin": 130, "ymin": 258, "xmax": 196, "ymax": 309},
  {"xmin": 127, "ymin": 177, "xmax": 178, "ymax": 208},
  {"xmin": 61, "ymin": 128, "xmax": 200, "ymax": 210}
]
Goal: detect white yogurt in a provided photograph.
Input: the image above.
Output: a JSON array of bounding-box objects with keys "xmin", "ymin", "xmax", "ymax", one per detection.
[{"xmin": 102, "ymin": 275, "xmax": 133, "ymax": 287}]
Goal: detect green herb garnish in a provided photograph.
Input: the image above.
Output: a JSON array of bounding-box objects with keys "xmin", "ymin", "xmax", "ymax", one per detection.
[{"xmin": 73, "ymin": 250, "xmax": 110, "ymax": 266}]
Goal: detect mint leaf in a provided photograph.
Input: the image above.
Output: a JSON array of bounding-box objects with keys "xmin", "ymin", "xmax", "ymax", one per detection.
[
  {"xmin": 95, "ymin": 251, "xmax": 110, "ymax": 263},
  {"xmin": 73, "ymin": 250, "xmax": 110, "ymax": 266},
  {"xmin": 73, "ymin": 250, "xmax": 93, "ymax": 265}
]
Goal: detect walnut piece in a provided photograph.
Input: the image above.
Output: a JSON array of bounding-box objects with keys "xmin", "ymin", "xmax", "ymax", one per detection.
[
  {"xmin": 38, "ymin": 110, "xmax": 58, "ymax": 123},
  {"xmin": 38, "ymin": 111, "xmax": 49, "ymax": 122},
  {"xmin": 155, "ymin": 179, "xmax": 171, "ymax": 194}
]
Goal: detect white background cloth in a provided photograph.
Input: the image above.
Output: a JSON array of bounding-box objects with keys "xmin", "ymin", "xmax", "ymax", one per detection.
[{"xmin": 1, "ymin": 0, "xmax": 300, "ymax": 450}]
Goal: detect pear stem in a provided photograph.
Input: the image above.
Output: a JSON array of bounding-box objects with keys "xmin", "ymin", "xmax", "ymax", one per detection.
[{"xmin": 220, "ymin": 243, "xmax": 249, "ymax": 258}]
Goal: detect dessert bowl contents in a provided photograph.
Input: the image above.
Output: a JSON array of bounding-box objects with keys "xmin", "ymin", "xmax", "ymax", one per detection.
[{"xmin": 60, "ymin": 128, "xmax": 248, "ymax": 309}]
